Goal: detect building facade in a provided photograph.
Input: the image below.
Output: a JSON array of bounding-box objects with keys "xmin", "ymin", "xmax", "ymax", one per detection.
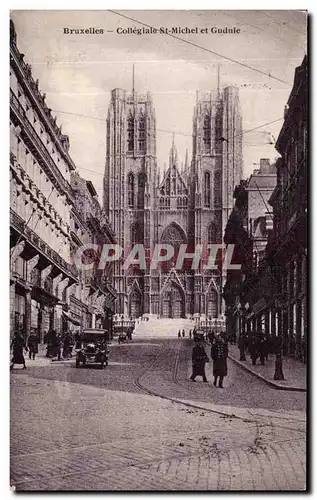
[
  {"xmin": 10, "ymin": 20, "xmax": 117, "ymax": 341},
  {"xmin": 267, "ymin": 56, "xmax": 307, "ymax": 361},
  {"xmin": 223, "ymin": 159, "xmax": 277, "ymax": 342},
  {"xmin": 103, "ymin": 86, "xmax": 243, "ymax": 318},
  {"xmin": 69, "ymin": 172, "xmax": 117, "ymax": 335}
]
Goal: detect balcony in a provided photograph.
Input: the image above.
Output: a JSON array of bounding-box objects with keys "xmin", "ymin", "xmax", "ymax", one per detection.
[
  {"xmin": 10, "ymin": 208, "xmax": 78, "ymax": 281},
  {"xmin": 10, "ymin": 89, "xmax": 73, "ymax": 201}
]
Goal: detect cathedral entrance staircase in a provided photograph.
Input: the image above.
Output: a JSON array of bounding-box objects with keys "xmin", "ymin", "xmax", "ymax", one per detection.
[{"xmin": 133, "ymin": 317, "xmax": 194, "ymax": 338}]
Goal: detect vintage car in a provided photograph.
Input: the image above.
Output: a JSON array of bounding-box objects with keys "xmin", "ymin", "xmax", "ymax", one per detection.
[
  {"xmin": 118, "ymin": 333, "xmax": 127, "ymax": 344},
  {"xmin": 75, "ymin": 329, "xmax": 110, "ymax": 368}
]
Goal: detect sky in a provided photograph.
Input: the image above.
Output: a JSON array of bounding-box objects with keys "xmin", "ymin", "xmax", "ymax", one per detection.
[{"xmin": 11, "ymin": 9, "xmax": 307, "ymax": 200}]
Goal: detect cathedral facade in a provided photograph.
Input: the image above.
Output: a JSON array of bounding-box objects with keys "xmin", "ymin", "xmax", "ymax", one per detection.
[{"xmin": 103, "ymin": 86, "xmax": 243, "ymax": 319}]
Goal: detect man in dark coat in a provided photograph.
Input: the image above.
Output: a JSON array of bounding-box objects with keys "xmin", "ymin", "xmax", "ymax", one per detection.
[
  {"xmin": 258, "ymin": 334, "xmax": 267, "ymax": 365},
  {"xmin": 249, "ymin": 336, "xmax": 258, "ymax": 365},
  {"xmin": 62, "ymin": 332, "xmax": 72, "ymax": 359},
  {"xmin": 27, "ymin": 332, "xmax": 38, "ymax": 360},
  {"xmin": 210, "ymin": 335, "xmax": 228, "ymax": 388},
  {"xmin": 190, "ymin": 337, "xmax": 209, "ymax": 382},
  {"xmin": 238, "ymin": 334, "xmax": 247, "ymax": 361}
]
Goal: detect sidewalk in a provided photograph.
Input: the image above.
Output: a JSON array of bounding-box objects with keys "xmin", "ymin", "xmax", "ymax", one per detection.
[
  {"xmin": 16, "ymin": 345, "xmax": 73, "ymax": 367},
  {"xmin": 228, "ymin": 345, "xmax": 306, "ymax": 392}
]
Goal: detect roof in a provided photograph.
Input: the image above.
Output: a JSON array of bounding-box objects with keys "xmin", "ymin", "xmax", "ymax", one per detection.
[{"xmin": 86, "ymin": 180, "xmax": 97, "ymax": 198}]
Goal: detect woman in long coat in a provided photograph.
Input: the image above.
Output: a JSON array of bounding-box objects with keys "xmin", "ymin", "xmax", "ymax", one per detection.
[
  {"xmin": 210, "ymin": 335, "xmax": 228, "ymax": 388},
  {"xmin": 10, "ymin": 332, "xmax": 27, "ymax": 370}
]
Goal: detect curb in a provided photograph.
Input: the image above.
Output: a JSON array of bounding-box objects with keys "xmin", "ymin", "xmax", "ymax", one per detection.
[{"xmin": 228, "ymin": 355, "xmax": 306, "ymax": 393}]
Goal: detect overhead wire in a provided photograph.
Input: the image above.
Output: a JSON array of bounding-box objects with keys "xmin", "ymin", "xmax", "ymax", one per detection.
[
  {"xmin": 108, "ymin": 9, "xmax": 293, "ymax": 86},
  {"xmin": 258, "ymin": 11, "xmax": 307, "ymax": 37},
  {"xmin": 219, "ymin": 10, "xmax": 306, "ymax": 51},
  {"xmin": 50, "ymin": 106, "xmax": 283, "ymax": 180}
]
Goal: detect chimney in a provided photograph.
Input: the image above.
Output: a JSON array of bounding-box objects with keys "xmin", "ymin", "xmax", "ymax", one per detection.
[{"xmin": 259, "ymin": 158, "xmax": 270, "ymax": 174}]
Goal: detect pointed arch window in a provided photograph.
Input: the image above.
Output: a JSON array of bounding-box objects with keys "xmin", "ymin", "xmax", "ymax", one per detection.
[
  {"xmin": 208, "ymin": 223, "xmax": 218, "ymax": 244},
  {"xmin": 214, "ymin": 171, "xmax": 221, "ymax": 207},
  {"xmin": 127, "ymin": 173, "xmax": 134, "ymax": 207},
  {"xmin": 203, "ymin": 113, "xmax": 211, "ymax": 152},
  {"xmin": 137, "ymin": 173, "xmax": 146, "ymax": 208},
  {"xmin": 138, "ymin": 116, "xmax": 145, "ymax": 152},
  {"xmin": 204, "ymin": 171, "xmax": 211, "ymax": 207},
  {"xmin": 131, "ymin": 223, "xmax": 142, "ymax": 245},
  {"xmin": 127, "ymin": 114, "xmax": 134, "ymax": 152}
]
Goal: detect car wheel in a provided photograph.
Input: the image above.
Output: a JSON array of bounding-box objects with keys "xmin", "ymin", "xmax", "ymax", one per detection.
[
  {"xmin": 75, "ymin": 360, "xmax": 80, "ymax": 368},
  {"xmin": 100, "ymin": 362, "xmax": 105, "ymax": 369}
]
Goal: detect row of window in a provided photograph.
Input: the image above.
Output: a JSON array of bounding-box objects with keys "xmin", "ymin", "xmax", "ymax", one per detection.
[
  {"xmin": 280, "ymin": 121, "xmax": 307, "ymax": 193},
  {"xmin": 14, "ymin": 82, "xmax": 69, "ymax": 179},
  {"xmin": 127, "ymin": 172, "xmax": 146, "ymax": 207},
  {"xmin": 158, "ymin": 197, "xmax": 188, "ymax": 208},
  {"xmin": 204, "ymin": 171, "xmax": 221, "ymax": 207},
  {"xmin": 127, "ymin": 115, "xmax": 146, "ymax": 152},
  {"xmin": 160, "ymin": 178, "xmax": 188, "ymax": 197}
]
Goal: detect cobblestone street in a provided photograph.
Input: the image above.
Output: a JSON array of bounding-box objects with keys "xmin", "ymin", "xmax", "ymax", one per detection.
[{"xmin": 10, "ymin": 338, "xmax": 306, "ymax": 491}]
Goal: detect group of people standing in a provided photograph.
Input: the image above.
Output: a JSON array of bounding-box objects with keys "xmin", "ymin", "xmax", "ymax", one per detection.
[
  {"xmin": 10, "ymin": 329, "xmax": 77, "ymax": 370},
  {"xmin": 190, "ymin": 331, "xmax": 228, "ymax": 388},
  {"xmin": 238, "ymin": 333, "xmax": 274, "ymax": 366},
  {"xmin": 45, "ymin": 330, "xmax": 75, "ymax": 360}
]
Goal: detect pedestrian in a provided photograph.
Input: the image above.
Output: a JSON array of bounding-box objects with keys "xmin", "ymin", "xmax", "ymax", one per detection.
[
  {"xmin": 258, "ymin": 334, "xmax": 266, "ymax": 365},
  {"xmin": 62, "ymin": 332, "xmax": 71, "ymax": 359},
  {"xmin": 46, "ymin": 329, "xmax": 56, "ymax": 358},
  {"xmin": 264, "ymin": 334, "xmax": 270, "ymax": 361},
  {"xmin": 249, "ymin": 336, "xmax": 258, "ymax": 365},
  {"xmin": 182, "ymin": 329, "xmax": 185, "ymax": 338},
  {"xmin": 178, "ymin": 330, "xmax": 181, "ymax": 338},
  {"xmin": 238, "ymin": 334, "xmax": 247, "ymax": 361},
  {"xmin": 190, "ymin": 336, "xmax": 209, "ymax": 382},
  {"xmin": 189, "ymin": 330, "xmax": 192, "ymax": 339},
  {"xmin": 54, "ymin": 332, "xmax": 62, "ymax": 360},
  {"xmin": 208, "ymin": 330, "xmax": 215, "ymax": 345},
  {"xmin": 10, "ymin": 332, "xmax": 27, "ymax": 370},
  {"xmin": 27, "ymin": 331, "xmax": 38, "ymax": 360},
  {"xmin": 74, "ymin": 331, "xmax": 81, "ymax": 350},
  {"xmin": 210, "ymin": 335, "xmax": 228, "ymax": 388}
]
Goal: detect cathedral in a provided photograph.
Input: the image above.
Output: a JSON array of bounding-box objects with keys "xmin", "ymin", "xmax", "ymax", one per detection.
[{"xmin": 103, "ymin": 85, "xmax": 243, "ymax": 319}]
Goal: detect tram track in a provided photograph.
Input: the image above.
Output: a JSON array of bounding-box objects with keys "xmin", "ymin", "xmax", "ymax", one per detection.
[{"xmin": 133, "ymin": 341, "xmax": 306, "ymax": 433}]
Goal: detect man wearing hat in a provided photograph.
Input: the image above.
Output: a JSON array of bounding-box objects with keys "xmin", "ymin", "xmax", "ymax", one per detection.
[
  {"xmin": 190, "ymin": 334, "xmax": 209, "ymax": 383},
  {"xmin": 210, "ymin": 334, "xmax": 228, "ymax": 388}
]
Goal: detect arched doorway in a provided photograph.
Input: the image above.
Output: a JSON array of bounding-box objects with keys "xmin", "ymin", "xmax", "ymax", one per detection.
[
  {"xmin": 160, "ymin": 222, "xmax": 187, "ymax": 272},
  {"xmin": 161, "ymin": 281, "xmax": 185, "ymax": 318},
  {"xmin": 129, "ymin": 289, "xmax": 142, "ymax": 319}
]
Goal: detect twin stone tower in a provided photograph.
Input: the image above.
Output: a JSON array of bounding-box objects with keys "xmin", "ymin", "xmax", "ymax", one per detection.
[{"xmin": 103, "ymin": 85, "xmax": 243, "ymax": 319}]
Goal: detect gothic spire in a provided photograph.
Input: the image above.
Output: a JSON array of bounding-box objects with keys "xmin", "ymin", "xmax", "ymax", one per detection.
[{"xmin": 169, "ymin": 134, "xmax": 178, "ymax": 168}]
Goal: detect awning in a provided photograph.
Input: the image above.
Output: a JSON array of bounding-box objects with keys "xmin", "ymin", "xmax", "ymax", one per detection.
[
  {"xmin": 63, "ymin": 311, "xmax": 81, "ymax": 326},
  {"xmin": 252, "ymin": 298, "xmax": 268, "ymax": 316}
]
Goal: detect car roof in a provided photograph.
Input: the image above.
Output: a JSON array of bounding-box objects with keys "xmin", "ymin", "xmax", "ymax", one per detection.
[{"xmin": 82, "ymin": 329, "xmax": 107, "ymax": 334}]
